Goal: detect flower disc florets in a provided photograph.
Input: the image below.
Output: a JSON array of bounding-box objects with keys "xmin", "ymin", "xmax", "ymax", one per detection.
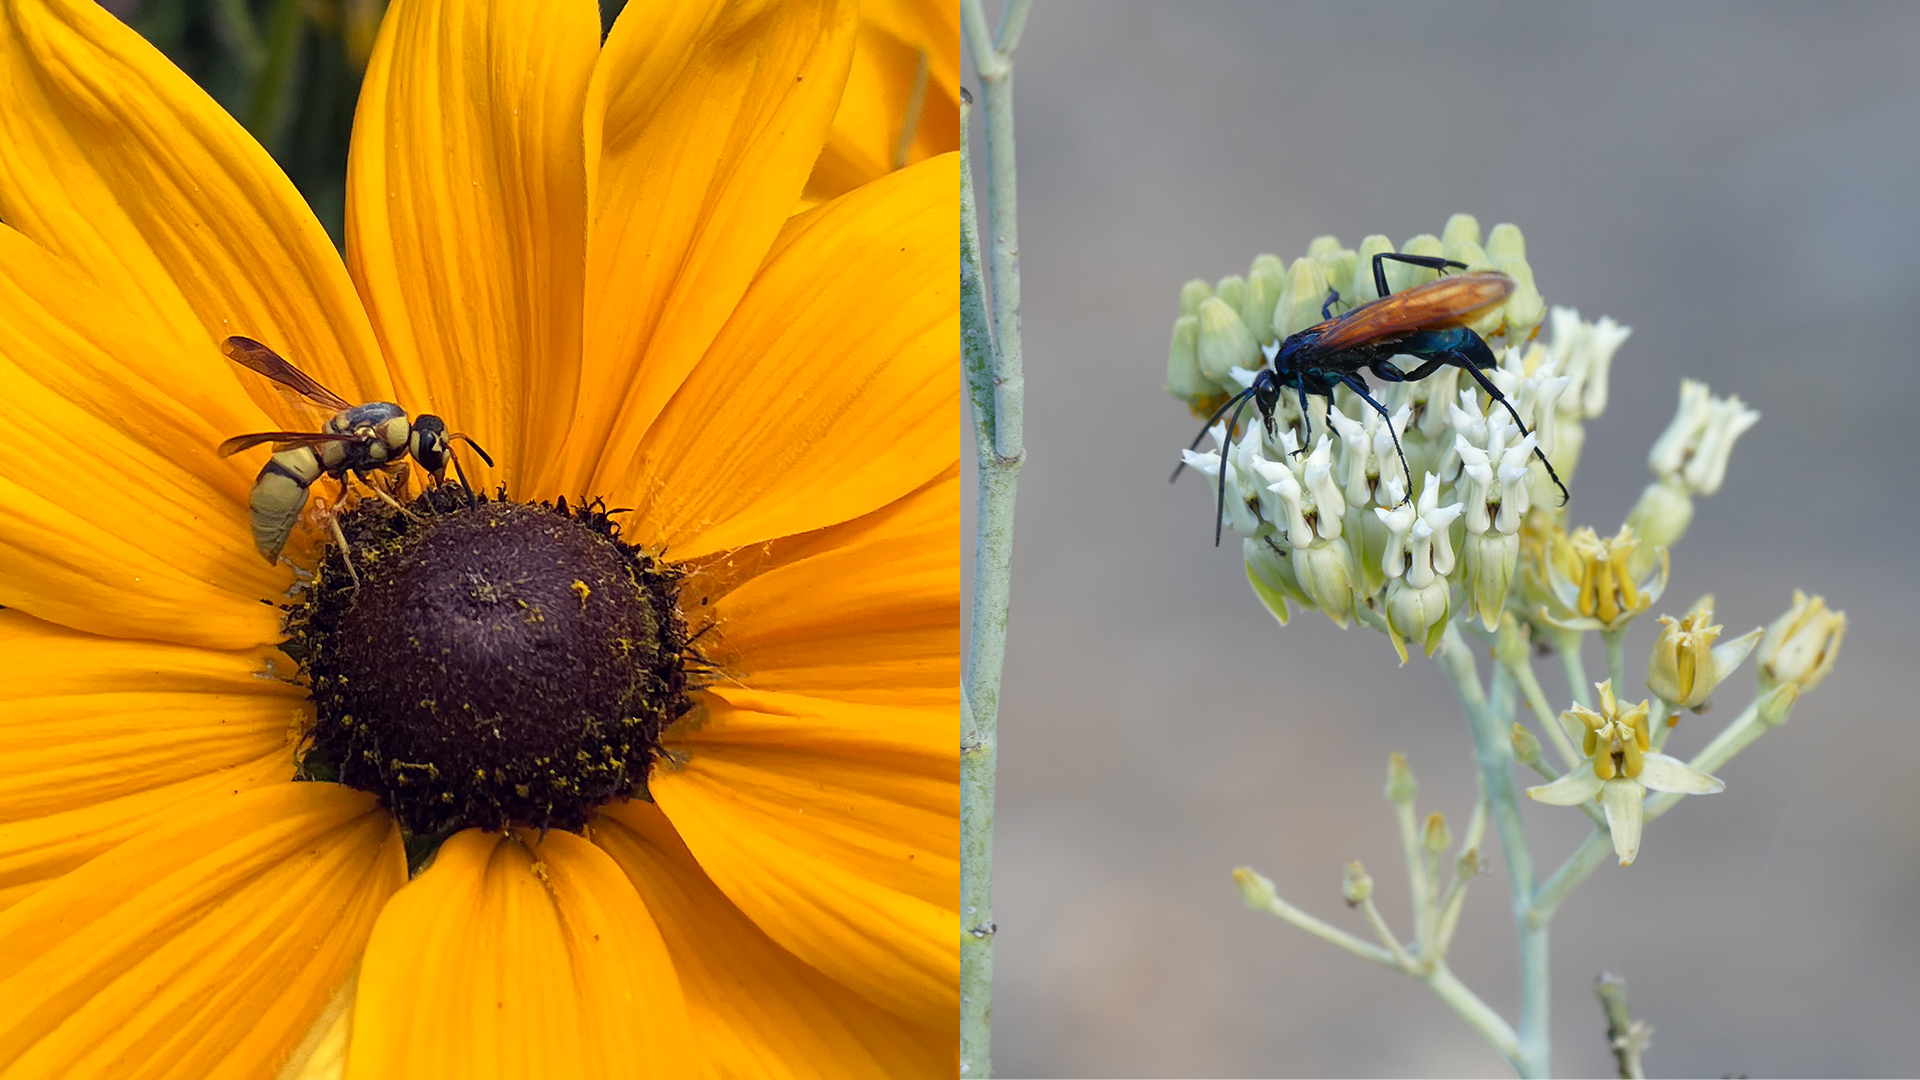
[{"xmin": 289, "ymin": 487, "xmax": 692, "ymax": 838}]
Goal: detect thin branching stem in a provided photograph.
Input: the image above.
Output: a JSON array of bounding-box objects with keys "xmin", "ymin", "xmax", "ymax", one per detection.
[
  {"xmin": 1437, "ymin": 625, "xmax": 1550, "ymax": 1077},
  {"xmin": 960, "ymin": 4, "xmax": 1031, "ymax": 1073},
  {"xmin": 1503, "ymin": 652, "xmax": 1583, "ymax": 768}
]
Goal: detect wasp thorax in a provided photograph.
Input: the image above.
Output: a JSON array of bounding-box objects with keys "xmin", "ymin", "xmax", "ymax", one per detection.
[{"xmin": 290, "ymin": 490, "xmax": 691, "ymax": 839}]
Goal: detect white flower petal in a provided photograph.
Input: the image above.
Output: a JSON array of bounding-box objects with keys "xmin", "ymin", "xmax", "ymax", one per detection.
[
  {"xmin": 1636, "ymin": 753, "xmax": 1725, "ymax": 795},
  {"xmin": 1600, "ymin": 778, "xmax": 1646, "ymax": 865},
  {"xmin": 1526, "ymin": 761, "xmax": 1604, "ymax": 806}
]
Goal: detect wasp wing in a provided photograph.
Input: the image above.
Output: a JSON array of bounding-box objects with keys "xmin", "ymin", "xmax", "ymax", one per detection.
[
  {"xmin": 216, "ymin": 431, "xmax": 366, "ymax": 457},
  {"xmin": 1312, "ymin": 271, "xmax": 1516, "ymax": 353},
  {"xmin": 223, "ymin": 336, "xmax": 355, "ymax": 412}
]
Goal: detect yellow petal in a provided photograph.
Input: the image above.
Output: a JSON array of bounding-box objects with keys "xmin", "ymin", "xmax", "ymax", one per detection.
[
  {"xmin": 804, "ymin": 0, "xmax": 962, "ymax": 206},
  {"xmin": 612, "ymin": 154, "xmax": 960, "ymax": 558},
  {"xmin": 594, "ymin": 800, "xmax": 953, "ymax": 1079},
  {"xmin": 346, "ymin": 0, "xmax": 598, "ymax": 495},
  {"xmin": 0, "ymin": 783, "xmax": 402, "ymax": 1078},
  {"xmin": 0, "ymin": 610, "xmax": 300, "ymax": 823},
  {"xmin": 653, "ymin": 691, "xmax": 957, "ymax": 1027},
  {"xmin": 346, "ymin": 829, "xmax": 694, "ymax": 1080},
  {"xmin": 0, "ymin": 751, "xmax": 290, "ymax": 914},
  {"xmin": 0, "ymin": 0, "xmax": 389, "ymax": 407},
  {"xmin": 703, "ymin": 466, "xmax": 957, "ymax": 705},
  {"xmin": 0, "ymin": 227, "xmax": 291, "ymax": 646},
  {"xmin": 542, "ymin": 0, "xmax": 859, "ymax": 496}
]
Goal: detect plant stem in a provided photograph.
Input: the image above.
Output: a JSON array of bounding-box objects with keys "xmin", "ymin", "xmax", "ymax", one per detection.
[
  {"xmin": 1532, "ymin": 829, "xmax": 1613, "ymax": 924},
  {"xmin": 1595, "ymin": 972, "xmax": 1651, "ymax": 1079},
  {"xmin": 1602, "ymin": 628, "xmax": 1628, "ymax": 693},
  {"xmin": 960, "ymin": 5, "xmax": 1032, "ymax": 1073},
  {"xmin": 1437, "ymin": 626, "xmax": 1549, "ymax": 1076},
  {"xmin": 1428, "ymin": 963, "xmax": 1525, "ymax": 1069},
  {"xmin": 1505, "ymin": 652, "xmax": 1582, "ymax": 767},
  {"xmin": 1561, "ymin": 641, "xmax": 1593, "ymax": 709}
]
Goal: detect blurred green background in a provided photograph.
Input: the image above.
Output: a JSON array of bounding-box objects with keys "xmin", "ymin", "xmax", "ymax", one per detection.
[{"xmin": 103, "ymin": 0, "xmax": 633, "ymax": 246}]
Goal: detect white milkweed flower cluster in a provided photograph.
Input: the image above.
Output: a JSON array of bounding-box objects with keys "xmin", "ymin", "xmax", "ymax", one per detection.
[{"xmin": 1199, "ymin": 217, "xmax": 1848, "ymax": 1075}]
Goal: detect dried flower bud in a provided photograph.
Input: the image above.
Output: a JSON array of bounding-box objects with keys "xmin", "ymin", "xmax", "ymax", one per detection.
[
  {"xmin": 1422, "ymin": 812, "xmax": 1452, "ymax": 855},
  {"xmin": 1757, "ymin": 590, "xmax": 1846, "ymax": 694},
  {"xmin": 1385, "ymin": 752, "xmax": 1417, "ymax": 805},
  {"xmin": 1342, "ymin": 861, "xmax": 1374, "ymax": 907},
  {"xmin": 1510, "ymin": 722, "xmax": 1542, "ymax": 767}
]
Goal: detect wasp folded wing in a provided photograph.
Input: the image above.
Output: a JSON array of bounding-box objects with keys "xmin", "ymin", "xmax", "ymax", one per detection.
[
  {"xmin": 223, "ymin": 336, "xmax": 355, "ymax": 411},
  {"xmin": 216, "ymin": 431, "xmax": 367, "ymax": 457},
  {"xmin": 1312, "ymin": 271, "xmax": 1516, "ymax": 353}
]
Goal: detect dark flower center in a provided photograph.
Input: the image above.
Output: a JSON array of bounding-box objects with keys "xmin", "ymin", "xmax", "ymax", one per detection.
[{"xmin": 287, "ymin": 488, "xmax": 691, "ymax": 844}]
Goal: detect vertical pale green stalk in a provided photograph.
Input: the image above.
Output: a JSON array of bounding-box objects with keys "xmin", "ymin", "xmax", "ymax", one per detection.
[
  {"xmin": 960, "ymin": 2, "xmax": 1032, "ymax": 1074},
  {"xmin": 1438, "ymin": 626, "xmax": 1551, "ymax": 1077}
]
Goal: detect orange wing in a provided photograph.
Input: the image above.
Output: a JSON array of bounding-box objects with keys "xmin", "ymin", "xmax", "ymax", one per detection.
[
  {"xmin": 223, "ymin": 335, "xmax": 354, "ymax": 412},
  {"xmin": 1311, "ymin": 271, "xmax": 1515, "ymax": 353}
]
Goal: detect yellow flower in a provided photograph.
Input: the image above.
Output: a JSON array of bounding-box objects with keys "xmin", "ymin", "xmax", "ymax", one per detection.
[
  {"xmin": 0, "ymin": 0, "xmax": 957, "ymax": 1076},
  {"xmin": 1644, "ymin": 596, "xmax": 1762, "ymax": 710},
  {"xmin": 1526, "ymin": 681, "xmax": 1723, "ymax": 865},
  {"xmin": 1537, "ymin": 522, "xmax": 1668, "ymax": 633}
]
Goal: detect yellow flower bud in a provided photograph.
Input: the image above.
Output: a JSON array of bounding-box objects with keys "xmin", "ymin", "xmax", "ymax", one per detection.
[
  {"xmin": 1757, "ymin": 590, "xmax": 1846, "ymax": 693},
  {"xmin": 1422, "ymin": 812, "xmax": 1452, "ymax": 855},
  {"xmin": 1385, "ymin": 751, "xmax": 1417, "ymax": 805}
]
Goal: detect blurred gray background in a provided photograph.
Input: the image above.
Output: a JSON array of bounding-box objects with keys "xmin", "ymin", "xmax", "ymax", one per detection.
[{"xmin": 965, "ymin": 3, "xmax": 1920, "ymax": 1076}]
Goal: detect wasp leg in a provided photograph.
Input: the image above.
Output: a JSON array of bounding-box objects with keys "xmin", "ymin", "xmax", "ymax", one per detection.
[
  {"xmin": 350, "ymin": 470, "xmax": 423, "ymax": 521},
  {"xmin": 1321, "ymin": 286, "xmax": 1343, "ymax": 320},
  {"xmin": 1293, "ymin": 382, "xmax": 1313, "ymax": 455},
  {"xmin": 313, "ymin": 497, "xmax": 363, "ymax": 587},
  {"xmin": 1401, "ymin": 332, "xmax": 1571, "ymax": 506},
  {"xmin": 1337, "ymin": 375, "xmax": 1413, "ymax": 507},
  {"xmin": 1371, "ymin": 252, "xmax": 1469, "ymax": 298}
]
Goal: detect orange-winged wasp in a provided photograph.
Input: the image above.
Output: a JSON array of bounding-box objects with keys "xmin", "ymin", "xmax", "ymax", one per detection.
[{"xmin": 1174, "ymin": 252, "xmax": 1568, "ymax": 544}]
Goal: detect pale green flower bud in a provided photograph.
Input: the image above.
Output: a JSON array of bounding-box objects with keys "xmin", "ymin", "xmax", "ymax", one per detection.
[
  {"xmin": 1385, "ymin": 751, "xmax": 1417, "ymax": 805},
  {"xmin": 1213, "ymin": 274, "xmax": 1248, "ymax": 316},
  {"xmin": 1645, "ymin": 598, "xmax": 1764, "ymax": 710},
  {"xmin": 1306, "ymin": 235, "xmax": 1355, "ymax": 305},
  {"xmin": 1387, "ymin": 233, "xmax": 1445, "ymax": 296},
  {"xmin": 1499, "ymin": 257, "xmax": 1546, "ymax": 342},
  {"xmin": 1292, "ymin": 534, "xmax": 1356, "ymax": 628},
  {"xmin": 1245, "ymin": 535, "xmax": 1313, "ymax": 626},
  {"xmin": 1494, "ymin": 612, "xmax": 1531, "ymax": 669},
  {"xmin": 1342, "ymin": 861, "xmax": 1373, "ymax": 907},
  {"xmin": 1757, "ymin": 590, "xmax": 1846, "ymax": 694},
  {"xmin": 1241, "ymin": 259, "xmax": 1286, "ymax": 345},
  {"xmin": 1347, "ymin": 234, "xmax": 1394, "ymax": 306},
  {"xmin": 1166, "ymin": 314, "xmax": 1205, "ymax": 400},
  {"xmin": 1179, "ymin": 278, "xmax": 1213, "ymax": 318},
  {"xmin": 1233, "ymin": 866, "xmax": 1278, "ymax": 910},
  {"xmin": 1486, "ymin": 222, "xmax": 1527, "ymax": 262},
  {"xmin": 1422, "ymin": 812, "xmax": 1452, "ymax": 855},
  {"xmin": 1756, "ymin": 682, "xmax": 1798, "ymax": 727},
  {"xmin": 1196, "ymin": 297, "xmax": 1259, "ymax": 384},
  {"xmin": 1276, "ymin": 257, "xmax": 1333, "ymax": 338},
  {"xmin": 1441, "ymin": 212, "xmax": 1482, "ymax": 252},
  {"xmin": 1462, "ymin": 530, "xmax": 1520, "ymax": 632},
  {"xmin": 1624, "ymin": 477, "xmax": 1693, "ymax": 578},
  {"xmin": 1510, "ymin": 722, "xmax": 1542, "ymax": 767},
  {"xmin": 1384, "ymin": 575, "xmax": 1451, "ymax": 662}
]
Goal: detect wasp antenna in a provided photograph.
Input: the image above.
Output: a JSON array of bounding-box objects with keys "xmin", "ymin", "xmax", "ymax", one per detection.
[
  {"xmin": 1213, "ymin": 395, "xmax": 1254, "ymax": 547},
  {"xmin": 1171, "ymin": 388, "xmax": 1255, "ymax": 483},
  {"xmin": 451, "ymin": 433, "xmax": 496, "ymax": 467},
  {"xmin": 448, "ymin": 449, "xmax": 478, "ymax": 509}
]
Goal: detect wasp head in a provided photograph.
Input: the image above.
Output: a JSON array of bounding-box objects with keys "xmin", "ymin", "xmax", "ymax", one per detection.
[{"xmin": 410, "ymin": 415, "xmax": 452, "ymax": 479}]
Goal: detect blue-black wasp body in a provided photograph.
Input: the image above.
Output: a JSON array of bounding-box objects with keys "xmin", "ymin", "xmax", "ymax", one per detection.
[{"xmin": 1176, "ymin": 252, "xmax": 1568, "ymax": 544}]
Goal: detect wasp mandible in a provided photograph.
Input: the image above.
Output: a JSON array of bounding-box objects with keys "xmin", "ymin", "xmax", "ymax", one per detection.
[
  {"xmin": 216, "ymin": 336, "xmax": 494, "ymax": 577},
  {"xmin": 1175, "ymin": 252, "xmax": 1569, "ymax": 545}
]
